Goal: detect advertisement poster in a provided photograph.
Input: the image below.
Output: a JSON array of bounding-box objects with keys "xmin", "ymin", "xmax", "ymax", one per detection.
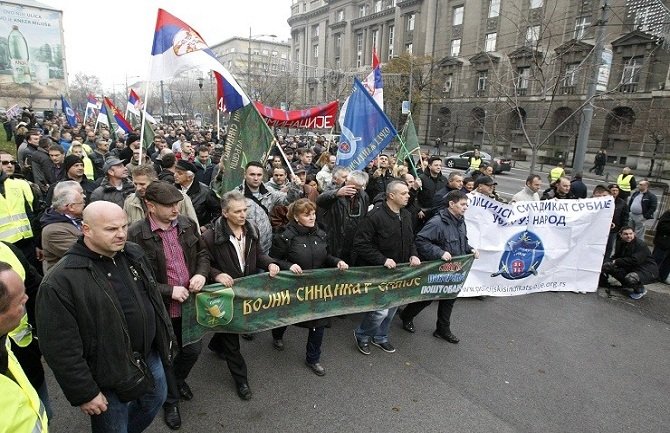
[{"xmin": 0, "ymin": 2, "xmax": 67, "ymax": 102}]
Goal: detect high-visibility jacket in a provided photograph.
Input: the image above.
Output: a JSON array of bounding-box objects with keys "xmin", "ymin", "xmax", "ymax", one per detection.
[
  {"xmin": 617, "ymin": 174, "xmax": 634, "ymax": 192},
  {"xmin": 468, "ymin": 156, "xmax": 482, "ymax": 171},
  {"xmin": 0, "ymin": 337, "xmax": 48, "ymax": 433},
  {"xmin": 0, "ymin": 178, "xmax": 34, "ymax": 243},
  {"xmin": 549, "ymin": 167, "xmax": 564, "ymax": 183},
  {"xmin": 0, "ymin": 242, "xmax": 32, "ymax": 348}
]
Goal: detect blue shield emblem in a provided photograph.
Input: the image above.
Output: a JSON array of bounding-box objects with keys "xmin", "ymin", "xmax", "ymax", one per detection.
[{"xmin": 492, "ymin": 231, "xmax": 544, "ymax": 280}]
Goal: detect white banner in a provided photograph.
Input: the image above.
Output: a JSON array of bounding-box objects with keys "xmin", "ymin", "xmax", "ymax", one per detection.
[{"xmin": 460, "ymin": 194, "xmax": 614, "ymax": 297}]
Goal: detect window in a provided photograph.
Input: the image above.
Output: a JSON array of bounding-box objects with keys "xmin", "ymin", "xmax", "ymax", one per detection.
[
  {"xmin": 517, "ymin": 67, "xmax": 530, "ymax": 89},
  {"xmin": 453, "ymin": 6, "xmax": 464, "ymax": 26},
  {"xmin": 526, "ymin": 25, "xmax": 540, "ymax": 46},
  {"xmin": 335, "ymin": 58, "xmax": 341, "ymax": 69},
  {"xmin": 406, "ymin": 42, "xmax": 413, "ymax": 54},
  {"xmin": 271, "ymin": 50, "xmax": 278, "ymax": 56},
  {"xmin": 450, "ymin": 39, "xmax": 461, "ymax": 56},
  {"xmin": 359, "ymin": 4, "xmax": 367, "ymax": 17},
  {"xmin": 563, "ymin": 63, "xmax": 579, "ymax": 87},
  {"xmin": 530, "ymin": 0, "xmax": 543, "ymax": 9},
  {"xmin": 622, "ymin": 57, "xmax": 642, "ymax": 84},
  {"xmin": 312, "ymin": 24, "xmax": 319, "ymax": 38},
  {"xmin": 407, "ymin": 13, "xmax": 415, "ymax": 31},
  {"xmin": 485, "ymin": 32, "xmax": 497, "ymax": 52},
  {"xmin": 313, "ymin": 44, "xmax": 319, "ymax": 60},
  {"xmin": 262, "ymin": 49, "xmax": 269, "ymax": 55},
  {"xmin": 281, "ymin": 53, "xmax": 287, "ymax": 59},
  {"xmin": 334, "ymin": 34, "xmax": 342, "ymax": 56},
  {"xmin": 444, "ymin": 74, "xmax": 453, "ymax": 93},
  {"xmin": 372, "ymin": 29, "xmax": 379, "ymax": 54},
  {"xmin": 230, "ymin": 47, "xmax": 236, "ymax": 53},
  {"xmin": 477, "ymin": 70, "xmax": 488, "ymax": 92},
  {"xmin": 388, "ymin": 25, "xmax": 395, "ymax": 59},
  {"xmin": 374, "ymin": 0, "xmax": 382, "ymax": 13},
  {"xmin": 356, "ymin": 33, "xmax": 363, "ymax": 67},
  {"xmin": 634, "ymin": 6, "xmax": 652, "ymax": 32},
  {"xmin": 336, "ymin": 9, "xmax": 344, "ymax": 22},
  {"xmin": 488, "ymin": 0, "xmax": 500, "ymax": 18},
  {"xmin": 574, "ymin": 17, "xmax": 590, "ymax": 40}
]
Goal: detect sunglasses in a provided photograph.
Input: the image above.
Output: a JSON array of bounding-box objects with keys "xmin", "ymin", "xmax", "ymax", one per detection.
[{"xmin": 1, "ymin": 160, "xmax": 16, "ymax": 165}]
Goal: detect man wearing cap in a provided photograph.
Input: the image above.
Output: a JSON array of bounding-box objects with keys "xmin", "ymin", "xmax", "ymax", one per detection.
[
  {"xmin": 124, "ymin": 164, "xmax": 199, "ymax": 229},
  {"xmin": 127, "ymin": 181, "xmax": 209, "ymax": 430},
  {"xmin": 472, "ymin": 175, "xmax": 497, "ymax": 199},
  {"xmin": 400, "ymin": 190, "xmax": 479, "ymax": 342},
  {"xmin": 45, "ymin": 154, "xmax": 97, "ymax": 206},
  {"xmin": 90, "ymin": 158, "xmax": 135, "ymax": 208},
  {"xmin": 174, "ymin": 159, "xmax": 220, "ymax": 228}
]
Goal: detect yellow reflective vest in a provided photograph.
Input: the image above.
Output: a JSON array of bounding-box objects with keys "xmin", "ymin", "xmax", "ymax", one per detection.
[
  {"xmin": 468, "ymin": 157, "xmax": 482, "ymax": 171},
  {"xmin": 0, "ymin": 242, "xmax": 32, "ymax": 348},
  {"xmin": 549, "ymin": 167, "xmax": 564, "ymax": 183},
  {"xmin": 0, "ymin": 178, "xmax": 34, "ymax": 243},
  {"xmin": 0, "ymin": 337, "xmax": 48, "ymax": 433},
  {"xmin": 617, "ymin": 174, "xmax": 633, "ymax": 192}
]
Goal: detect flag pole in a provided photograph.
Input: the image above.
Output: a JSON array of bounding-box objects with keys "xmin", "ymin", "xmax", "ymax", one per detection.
[
  {"xmin": 139, "ymin": 72, "xmax": 152, "ymax": 165},
  {"xmin": 216, "ymin": 110, "xmax": 220, "ymax": 143},
  {"xmin": 274, "ymin": 139, "xmax": 295, "ymax": 178}
]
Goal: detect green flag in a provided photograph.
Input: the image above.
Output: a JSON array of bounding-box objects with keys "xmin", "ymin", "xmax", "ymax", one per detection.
[
  {"xmin": 213, "ymin": 104, "xmax": 275, "ymax": 197},
  {"xmin": 397, "ymin": 113, "xmax": 421, "ymax": 176},
  {"xmin": 141, "ymin": 114, "xmax": 155, "ymax": 149},
  {"xmin": 181, "ymin": 256, "xmax": 474, "ymax": 344}
]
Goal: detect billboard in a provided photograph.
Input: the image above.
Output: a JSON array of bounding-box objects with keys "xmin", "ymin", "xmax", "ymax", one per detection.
[{"xmin": 0, "ymin": 1, "xmax": 67, "ymax": 104}]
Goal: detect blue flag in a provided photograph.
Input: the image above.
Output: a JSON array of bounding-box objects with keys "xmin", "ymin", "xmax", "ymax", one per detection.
[
  {"xmin": 61, "ymin": 96, "xmax": 77, "ymax": 127},
  {"xmin": 336, "ymin": 78, "xmax": 397, "ymax": 171}
]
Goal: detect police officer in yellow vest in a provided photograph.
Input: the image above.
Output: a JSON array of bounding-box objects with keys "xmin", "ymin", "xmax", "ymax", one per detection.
[
  {"xmin": 0, "ymin": 162, "xmax": 36, "ymax": 265},
  {"xmin": 549, "ymin": 162, "xmax": 565, "ymax": 184},
  {"xmin": 616, "ymin": 166, "xmax": 637, "ymax": 203},
  {"xmin": 0, "ymin": 261, "xmax": 49, "ymax": 432}
]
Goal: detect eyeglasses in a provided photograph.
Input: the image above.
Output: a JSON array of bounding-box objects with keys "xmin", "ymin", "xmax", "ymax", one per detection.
[{"xmin": 1, "ymin": 160, "xmax": 16, "ymax": 165}]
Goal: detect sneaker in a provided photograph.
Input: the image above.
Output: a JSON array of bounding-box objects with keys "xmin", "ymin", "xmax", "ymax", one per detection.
[
  {"xmin": 354, "ymin": 330, "xmax": 371, "ymax": 355},
  {"xmin": 371, "ymin": 341, "xmax": 396, "ymax": 353},
  {"xmin": 629, "ymin": 288, "xmax": 647, "ymax": 300}
]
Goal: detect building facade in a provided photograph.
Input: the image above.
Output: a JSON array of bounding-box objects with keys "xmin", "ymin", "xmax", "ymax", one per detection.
[{"xmin": 288, "ymin": 0, "xmax": 670, "ymax": 174}]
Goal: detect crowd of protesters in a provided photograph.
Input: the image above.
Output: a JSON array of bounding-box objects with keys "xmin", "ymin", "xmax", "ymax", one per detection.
[{"xmin": 0, "ymin": 107, "xmax": 667, "ymax": 432}]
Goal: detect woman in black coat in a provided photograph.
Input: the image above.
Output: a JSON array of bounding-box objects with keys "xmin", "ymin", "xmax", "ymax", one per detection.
[
  {"xmin": 653, "ymin": 209, "xmax": 670, "ymax": 282},
  {"xmin": 270, "ymin": 199, "xmax": 348, "ymax": 376}
]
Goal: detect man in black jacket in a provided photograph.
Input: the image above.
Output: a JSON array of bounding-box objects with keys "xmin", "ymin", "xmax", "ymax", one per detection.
[
  {"xmin": 202, "ymin": 191, "xmax": 279, "ymax": 401},
  {"xmin": 417, "ymin": 156, "xmax": 447, "ymax": 226},
  {"xmin": 353, "ymin": 181, "xmax": 421, "ymax": 355},
  {"xmin": 127, "ymin": 181, "xmax": 210, "ymax": 430},
  {"xmin": 174, "ymin": 159, "xmax": 220, "ymax": 229},
  {"xmin": 37, "ymin": 201, "xmax": 176, "ymax": 433},
  {"xmin": 400, "ymin": 190, "xmax": 479, "ymax": 343}
]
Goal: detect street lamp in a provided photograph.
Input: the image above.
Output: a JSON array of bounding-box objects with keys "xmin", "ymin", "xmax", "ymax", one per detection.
[{"xmin": 247, "ymin": 28, "xmax": 277, "ymax": 99}]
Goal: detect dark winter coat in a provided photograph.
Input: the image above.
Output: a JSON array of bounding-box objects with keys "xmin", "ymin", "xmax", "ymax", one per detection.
[
  {"xmin": 415, "ymin": 208, "xmax": 473, "ymax": 260},
  {"xmin": 353, "ymin": 201, "xmax": 418, "ymax": 266},
  {"xmin": 611, "ymin": 236, "xmax": 658, "ymax": 284},
  {"xmin": 315, "ymin": 186, "xmax": 369, "ymax": 262},
  {"xmin": 127, "ymin": 215, "xmax": 210, "ymax": 300},
  {"xmin": 417, "ymin": 172, "xmax": 447, "ymax": 210},
  {"xmin": 271, "ymin": 221, "xmax": 341, "ymax": 328},
  {"xmin": 36, "ymin": 241, "xmax": 176, "ymax": 407},
  {"xmin": 184, "ymin": 180, "xmax": 221, "ymax": 227},
  {"xmin": 44, "ymin": 175, "xmax": 98, "ymax": 206},
  {"xmin": 628, "ymin": 190, "xmax": 658, "ymax": 220},
  {"xmin": 202, "ymin": 217, "xmax": 275, "ymax": 280},
  {"xmin": 90, "ymin": 177, "xmax": 135, "ymax": 209},
  {"xmin": 366, "ymin": 170, "xmax": 395, "ymax": 202},
  {"xmin": 569, "ymin": 179, "xmax": 588, "ymax": 199},
  {"xmin": 653, "ymin": 210, "xmax": 670, "ymax": 250},
  {"xmin": 611, "ymin": 197, "xmax": 630, "ymax": 234}
]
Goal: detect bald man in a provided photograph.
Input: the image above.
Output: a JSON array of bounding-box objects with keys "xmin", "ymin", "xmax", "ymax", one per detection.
[{"xmin": 37, "ymin": 201, "xmax": 177, "ymax": 433}]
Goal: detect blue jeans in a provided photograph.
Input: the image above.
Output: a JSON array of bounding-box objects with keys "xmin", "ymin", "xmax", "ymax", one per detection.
[
  {"xmin": 355, "ymin": 307, "xmax": 397, "ymax": 344},
  {"xmin": 91, "ymin": 351, "xmax": 167, "ymax": 433}
]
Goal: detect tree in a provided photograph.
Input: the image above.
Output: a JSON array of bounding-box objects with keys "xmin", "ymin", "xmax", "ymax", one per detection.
[{"xmin": 68, "ymin": 73, "xmax": 103, "ymax": 108}]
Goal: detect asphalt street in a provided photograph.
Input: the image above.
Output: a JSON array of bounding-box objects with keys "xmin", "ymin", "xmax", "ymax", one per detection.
[{"xmin": 44, "ymin": 288, "xmax": 670, "ymax": 433}]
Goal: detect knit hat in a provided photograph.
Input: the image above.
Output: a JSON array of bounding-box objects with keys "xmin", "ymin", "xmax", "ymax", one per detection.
[{"xmin": 64, "ymin": 154, "xmax": 83, "ymax": 173}]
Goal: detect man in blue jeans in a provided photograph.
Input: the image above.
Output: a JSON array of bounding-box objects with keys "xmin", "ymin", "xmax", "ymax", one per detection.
[
  {"xmin": 352, "ymin": 181, "xmax": 421, "ymax": 354},
  {"xmin": 37, "ymin": 201, "xmax": 176, "ymax": 433}
]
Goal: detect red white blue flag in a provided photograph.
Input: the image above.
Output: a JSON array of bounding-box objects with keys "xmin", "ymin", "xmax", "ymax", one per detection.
[
  {"xmin": 149, "ymin": 9, "xmax": 249, "ymax": 112},
  {"xmin": 104, "ymin": 97, "xmax": 134, "ymax": 134},
  {"xmin": 363, "ymin": 50, "xmax": 383, "ymax": 109},
  {"xmin": 127, "ymin": 89, "xmax": 142, "ymax": 116}
]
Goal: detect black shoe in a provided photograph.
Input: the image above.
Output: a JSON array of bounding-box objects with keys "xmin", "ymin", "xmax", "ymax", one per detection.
[
  {"xmin": 305, "ymin": 361, "xmax": 326, "ymax": 376},
  {"xmin": 272, "ymin": 339, "xmax": 284, "ymax": 351},
  {"xmin": 354, "ymin": 330, "xmax": 370, "ymax": 355},
  {"xmin": 241, "ymin": 333, "xmax": 254, "ymax": 341},
  {"xmin": 433, "ymin": 330, "xmax": 460, "ymax": 344},
  {"xmin": 164, "ymin": 405, "xmax": 181, "ymax": 430},
  {"xmin": 178, "ymin": 381, "xmax": 193, "ymax": 401},
  {"xmin": 401, "ymin": 318, "xmax": 415, "ymax": 333},
  {"xmin": 236, "ymin": 383, "xmax": 252, "ymax": 400},
  {"xmin": 370, "ymin": 341, "xmax": 396, "ymax": 353}
]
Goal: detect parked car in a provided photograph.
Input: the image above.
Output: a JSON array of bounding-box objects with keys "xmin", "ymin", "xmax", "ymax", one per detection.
[{"xmin": 444, "ymin": 151, "xmax": 512, "ymax": 174}]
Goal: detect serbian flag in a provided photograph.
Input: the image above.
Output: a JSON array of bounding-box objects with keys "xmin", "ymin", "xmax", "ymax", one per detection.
[
  {"xmin": 362, "ymin": 50, "xmax": 383, "ymax": 109},
  {"xmin": 104, "ymin": 97, "xmax": 134, "ymax": 134},
  {"xmin": 97, "ymin": 103, "xmax": 109, "ymax": 126},
  {"xmin": 213, "ymin": 71, "xmax": 246, "ymax": 113},
  {"xmin": 149, "ymin": 9, "xmax": 249, "ymax": 111},
  {"xmin": 85, "ymin": 93, "xmax": 99, "ymax": 122},
  {"xmin": 127, "ymin": 89, "xmax": 142, "ymax": 116}
]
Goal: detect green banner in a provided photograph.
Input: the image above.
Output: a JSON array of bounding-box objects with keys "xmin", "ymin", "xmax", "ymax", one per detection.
[
  {"xmin": 182, "ymin": 256, "xmax": 474, "ymax": 345},
  {"xmin": 214, "ymin": 104, "xmax": 275, "ymax": 197}
]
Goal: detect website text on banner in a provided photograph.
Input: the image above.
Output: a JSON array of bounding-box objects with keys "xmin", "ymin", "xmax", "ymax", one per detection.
[
  {"xmin": 181, "ymin": 257, "xmax": 474, "ymax": 345},
  {"xmin": 461, "ymin": 194, "xmax": 614, "ymax": 297}
]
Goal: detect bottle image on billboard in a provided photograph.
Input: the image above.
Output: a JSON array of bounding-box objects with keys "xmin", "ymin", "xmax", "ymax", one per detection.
[{"xmin": 8, "ymin": 25, "xmax": 31, "ymax": 84}]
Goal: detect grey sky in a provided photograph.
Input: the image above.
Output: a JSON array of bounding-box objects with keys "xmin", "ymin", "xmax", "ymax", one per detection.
[{"xmin": 47, "ymin": 0, "xmax": 292, "ymax": 90}]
